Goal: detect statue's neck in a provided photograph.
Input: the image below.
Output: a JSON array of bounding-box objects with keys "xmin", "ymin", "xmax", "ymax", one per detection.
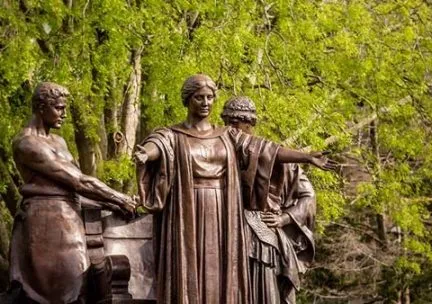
[
  {"xmin": 184, "ymin": 115, "xmax": 212, "ymax": 132},
  {"xmin": 27, "ymin": 115, "xmax": 50, "ymax": 137}
]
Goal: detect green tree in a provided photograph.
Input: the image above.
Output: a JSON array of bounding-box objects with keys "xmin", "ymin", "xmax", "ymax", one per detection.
[{"xmin": 1, "ymin": 1, "xmax": 431, "ymax": 302}]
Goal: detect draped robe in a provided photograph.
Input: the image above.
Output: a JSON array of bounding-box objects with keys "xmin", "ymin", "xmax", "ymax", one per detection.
[
  {"xmin": 245, "ymin": 163, "xmax": 316, "ymax": 304},
  {"xmin": 137, "ymin": 125, "xmax": 279, "ymax": 304}
]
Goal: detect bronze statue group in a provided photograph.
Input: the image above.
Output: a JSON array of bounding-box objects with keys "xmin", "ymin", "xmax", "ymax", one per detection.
[{"xmin": 6, "ymin": 75, "xmax": 337, "ymax": 304}]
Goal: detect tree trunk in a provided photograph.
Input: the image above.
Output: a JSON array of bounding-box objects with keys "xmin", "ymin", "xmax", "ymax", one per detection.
[
  {"xmin": 118, "ymin": 47, "xmax": 143, "ymax": 192},
  {"xmin": 70, "ymin": 104, "xmax": 98, "ymax": 176},
  {"xmin": 370, "ymin": 119, "xmax": 388, "ymax": 247},
  {"xmin": 118, "ymin": 47, "xmax": 143, "ymax": 157},
  {"xmin": 104, "ymin": 78, "xmax": 120, "ymax": 160},
  {"xmin": 402, "ymin": 287, "xmax": 410, "ymax": 304}
]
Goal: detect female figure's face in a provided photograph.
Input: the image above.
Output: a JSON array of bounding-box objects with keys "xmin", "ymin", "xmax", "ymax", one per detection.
[{"xmin": 188, "ymin": 86, "xmax": 215, "ymax": 119}]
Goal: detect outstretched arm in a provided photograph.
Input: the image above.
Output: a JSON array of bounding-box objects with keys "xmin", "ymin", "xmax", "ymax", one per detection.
[
  {"xmin": 134, "ymin": 142, "xmax": 161, "ymax": 165},
  {"xmin": 276, "ymin": 148, "xmax": 338, "ymax": 171},
  {"xmin": 14, "ymin": 136, "xmax": 135, "ymax": 213}
]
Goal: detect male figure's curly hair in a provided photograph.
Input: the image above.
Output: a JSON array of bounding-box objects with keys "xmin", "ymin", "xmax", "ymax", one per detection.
[
  {"xmin": 32, "ymin": 82, "xmax": 70, "ymax": 113},
  {"xmin": 221, "ymin": 96, "xmax": 257, "ymax": 126}
]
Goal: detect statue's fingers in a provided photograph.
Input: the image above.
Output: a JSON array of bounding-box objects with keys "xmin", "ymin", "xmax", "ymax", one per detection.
[
  {"xmin": 262, "ymin": 217, "xmax": 277, "ymax": 223},
  {"xmin": 136, "ymin": 145, "xmax": 146, "ymax": 151},
  {"xmin": 324, "ymin": 163, "xmax": 338, "ymax": 171},
  {"xmin": 133, "ymin": 153, "xmax": 140, "ymax": 162},
  {"xmin": 134, "ymin": 153, "xmax": 148, "ymax": 165},
  {"xmin": 261, "ymin": 218, "xmax": 275, "ymax": 224},
  {"xmin": 130, "ymin": 195, "xmax": 140, "ymax": 205},
  {"xmin": 111, "ymin": 206, "xmax": 122, "ymax": 212},
  {"xmin": 261, "ymin": 211, "xmax": 275, "ymax": 216},
  {"xmin": 108, "ymin": 203, "xmax": 125, "ymax": 214},
  {"xmin": 327, "ymin": 160, "xmax": 339, "ymax": 167},
  {"xmin": 135, "ymin": 154, "xmax": 144, "ymax": 163},
  {"xmin": 266, "ymin": 221, "xmax": 278, "ymax": 227},
  {"xmin": 261, "ymin": 214, "xmax": 276, "ymax": 220}
]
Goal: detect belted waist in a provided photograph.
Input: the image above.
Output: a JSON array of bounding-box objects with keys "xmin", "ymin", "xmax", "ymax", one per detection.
[
  {"xmin": 193, "ymin": 178, "xmax": 225, "ymax": 189},
  {"xmin": 20, "ymin": 183, "xmax": 75, "ymax": 198},
  {"xmin": 22, "ymin": 194, "xmax": 79, "ymax": 204}
]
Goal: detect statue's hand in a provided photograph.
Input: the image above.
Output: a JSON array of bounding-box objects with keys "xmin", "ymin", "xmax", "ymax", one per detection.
[
  {"xmin": 134, "ymin": 145, "xmax": 150, "ymax": 165},
  {"xmin": 261, "ymin": 212, "xmax": 291, "ymax": 228},
  {"xmin": 310, "ymin": 151, "xmax": 338, "ymax": 171},
  {"xmin": 120, "ymin": 195, "xmax": 137, "ymax": 218},
  {"xmin": 134, "ymin": 149, "xmax": 149, "ymax": 166}
]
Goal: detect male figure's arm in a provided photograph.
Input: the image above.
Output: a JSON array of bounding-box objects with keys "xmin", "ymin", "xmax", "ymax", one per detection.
[
  {"xmin": 14, "ymin": 135, "xmax": 135, "ymax": 213},
  {"xmin": 261, "ymin": 165, "xmax": 315, "ymax": 228}
]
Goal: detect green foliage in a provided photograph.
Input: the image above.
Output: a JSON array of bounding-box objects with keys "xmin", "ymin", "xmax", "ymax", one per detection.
[
  {"xmin": 1, "ymin": 0, "xmax": 431, "ymax": 301},
  {"xmin": 0, "ymin": 202, "xmax": 12, "ymax": 236},
  {"xmin": 97, "ymin": 155, "xmax": 135, "ymax": 187}
]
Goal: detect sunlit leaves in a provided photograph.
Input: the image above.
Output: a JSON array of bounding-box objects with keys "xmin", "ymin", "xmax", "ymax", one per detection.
[{"xmin": 1, "ymin": 0, "xmax": 432, "ymax": 300}]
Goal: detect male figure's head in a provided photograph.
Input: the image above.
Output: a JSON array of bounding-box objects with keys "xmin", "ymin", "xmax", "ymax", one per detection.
[
  {"xmin": 32, "ymin": 82, "xmax": 70, "ymax": 129},
  {"xmin": 221, "ymin": 96, "xmax": 257, "ymax": 134}
]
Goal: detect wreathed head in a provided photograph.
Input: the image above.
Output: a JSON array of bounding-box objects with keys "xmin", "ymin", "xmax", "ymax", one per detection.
[{"xmin": 221, "ymin": 96, "xmax": 257, "ymax": 127}]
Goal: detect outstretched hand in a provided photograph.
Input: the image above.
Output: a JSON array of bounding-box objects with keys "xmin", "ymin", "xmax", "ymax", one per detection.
[
  {"xmin": 124, "ymin": 195, "xmax": 138, "ymax": 214},
  {"xmin": 134, "ymin": 146, "xmax": 149, "ymax": 166},
  {"xmin": 309, "ymin": 151, "xmax": 339, "ymax": 171},
  {"xmin": 116, "ymin": 195, "xmax": 138, "ymax": 220}
]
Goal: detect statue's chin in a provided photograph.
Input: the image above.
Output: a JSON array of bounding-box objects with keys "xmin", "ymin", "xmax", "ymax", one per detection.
[{"xmin": 198, "ymin": 112, "xmax": 210, "ymax": 118}]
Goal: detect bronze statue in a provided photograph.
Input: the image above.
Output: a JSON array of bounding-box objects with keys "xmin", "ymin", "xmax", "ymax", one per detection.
[
  {"xmin": 9, "ymin": 82, "xmax": 135, "ymax": 304},
  {"xmin": 134, "ymin": 74, "xmax": 335, "ymax": 304},
  {"xmin": 102, "ymin": 210, "xmax": 156, "ymax": 300},
  {"xmin": 221, "ymin": 96, "xmax": 317, "ymax": 304}
]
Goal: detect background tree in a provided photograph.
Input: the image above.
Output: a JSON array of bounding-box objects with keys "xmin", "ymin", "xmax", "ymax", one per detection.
[{"xmin": 1, "ymin": 0, "xmax": 431, "ymax": 302}]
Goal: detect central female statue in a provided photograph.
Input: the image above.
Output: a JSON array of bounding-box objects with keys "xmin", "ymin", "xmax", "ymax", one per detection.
[{"xmin": 135, "ymin": 74, "xmax": 333, "ymax": 304}]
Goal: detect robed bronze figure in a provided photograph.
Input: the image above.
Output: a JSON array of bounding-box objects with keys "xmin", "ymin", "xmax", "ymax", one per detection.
[
  {"xmin": 9, "ymin": 82, "xmax": 135, "ymax": 303},
  {"xmin": 135, "ymin": 74, "xmax": 334, "ymax": 304},
  {"xmin": 222, "ymin": 96, "xmax": 316, "ymax": 304}
]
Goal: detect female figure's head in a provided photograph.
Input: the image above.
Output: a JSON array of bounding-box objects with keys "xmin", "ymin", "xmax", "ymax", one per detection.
[
  {"xmin": 221, "ymin": 96, "xmax": 257, "ymax": 134},
  {"xmin": 181, "ymin": 74, "xmax": 217, "ymax": 119}
]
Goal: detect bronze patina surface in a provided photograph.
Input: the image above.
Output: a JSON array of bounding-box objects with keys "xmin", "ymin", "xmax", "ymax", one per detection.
[
  {"xmin": 222, "ymin": 96, "xmax": 317, "ymax": 304},
  {"xmin": 10, "ymin": 82, "xmax": 135, "ymax": 304},
  {"xmin": 135, "ymin": 75, "xmax": 333, "ymax": 304}
]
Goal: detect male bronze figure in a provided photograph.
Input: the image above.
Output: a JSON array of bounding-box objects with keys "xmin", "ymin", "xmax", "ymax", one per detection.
[
  {"xmin": 9, "ymin": 82, "xmax": 135, "ymax": 304},
  {"xmin": 221, "ymin": 96, "xmax": 317, "ymax": 304}
]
